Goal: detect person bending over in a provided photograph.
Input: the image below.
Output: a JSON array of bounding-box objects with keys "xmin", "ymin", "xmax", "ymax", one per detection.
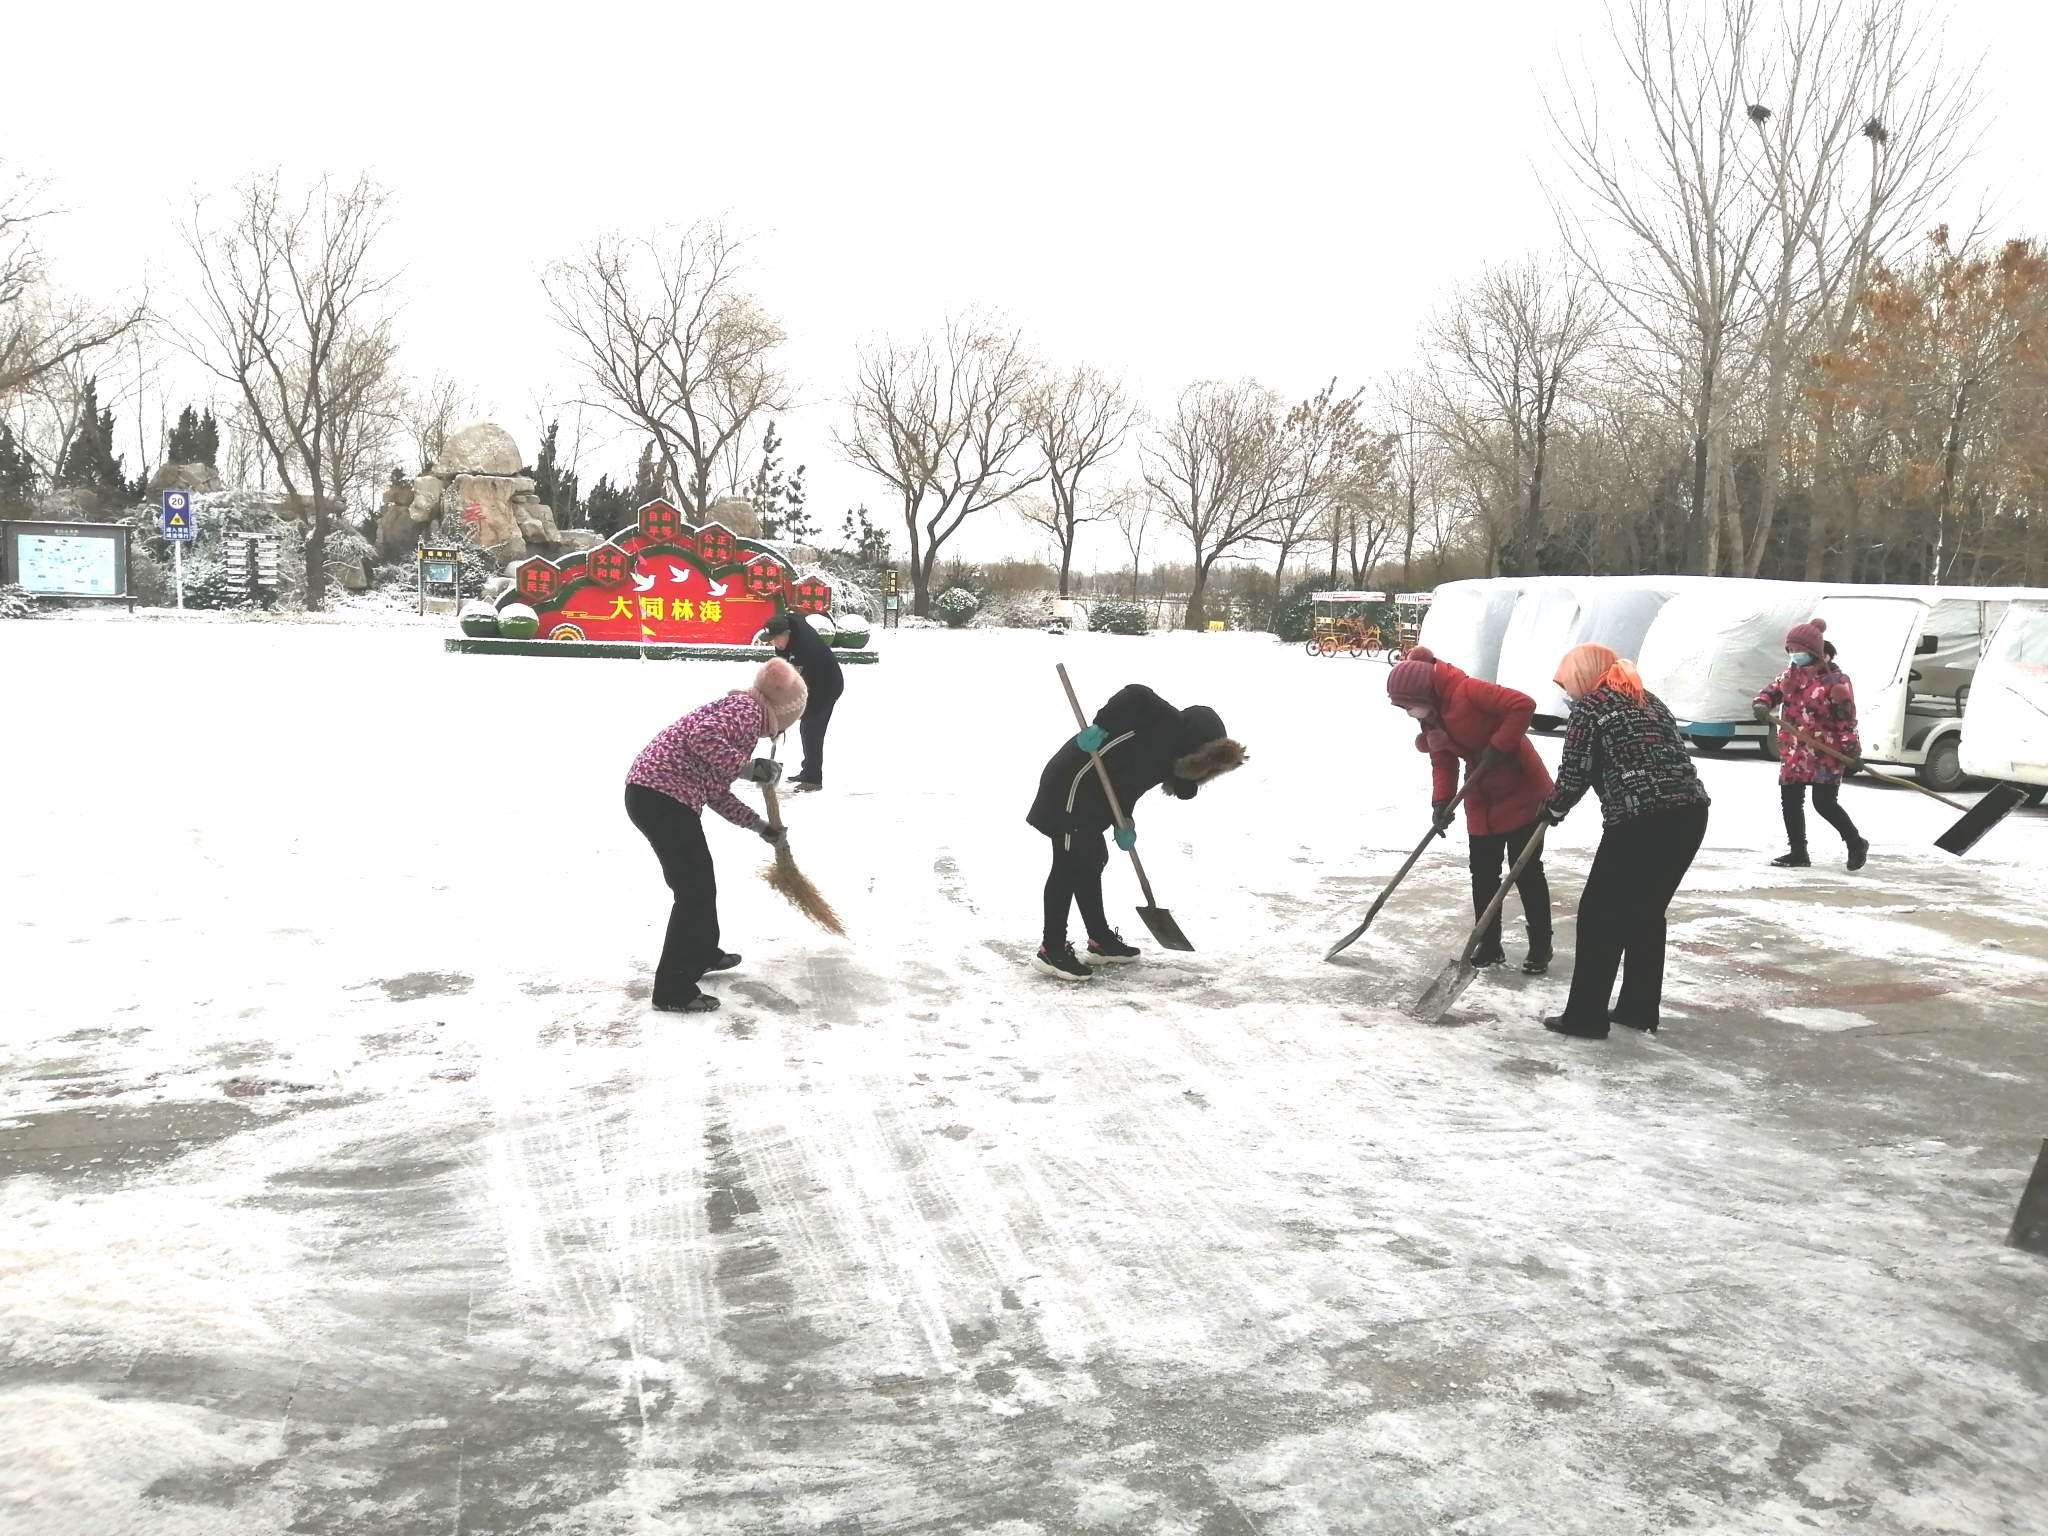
[
  {"xmin": 1024, "ymin": 684, "xmax": 1245, "ymax": 981},
  {"xmin": 624, "ymin": 659, "xmax": 808, "ymax": 1013}
]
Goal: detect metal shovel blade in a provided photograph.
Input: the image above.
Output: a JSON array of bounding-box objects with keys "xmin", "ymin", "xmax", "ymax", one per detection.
[
  {"xmin": 1934, "ymin": 781, "xmax": 2027, "ymax": 856},
  {"xmin": 1137, "ymin": 904, "xmax": 1194, "ymax": 952},
  {"xmin": 1408, "ymin": 956, "xmax": 1479, "ymax": 1023}
]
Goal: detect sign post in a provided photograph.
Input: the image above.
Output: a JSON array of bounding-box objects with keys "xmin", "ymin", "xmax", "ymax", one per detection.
[
  {"xmin": 418, "ymin": 545, "xmax": 461, "ymax": 615},
  {"xmin": 160, "ymin": 490, "xmax": 196, "ymax": 609}
]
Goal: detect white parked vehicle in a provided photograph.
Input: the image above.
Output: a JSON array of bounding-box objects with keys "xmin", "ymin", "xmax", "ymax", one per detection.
[
  {"xmin": 1959, "ymin": 599, "xmax": 2048, "ymax": 799},
  {"xmin": 1493, "ymin": 576, "xmax": 1690, "ymax": 726},
  {"xmin": 1413, "ymin": 578, "xmax": 1526, "ymax": 682},
  {"xmin": 1639, "ymin": 579, "xmax": 1845, "ymax": 757}
]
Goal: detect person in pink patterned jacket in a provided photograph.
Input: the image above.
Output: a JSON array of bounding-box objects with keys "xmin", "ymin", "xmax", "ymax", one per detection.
[
  {"xmin": 1753, "ymin": 617, "xmax": 1869, "ymax": 871},
  {"xmin": 625, "ymin": 659, "xmax": 809, "ymax": 1012}
]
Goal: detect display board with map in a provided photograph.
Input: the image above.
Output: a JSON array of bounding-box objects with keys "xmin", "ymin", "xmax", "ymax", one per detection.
[{"xmin": 1, "ymin": 521, "xmax": 133, "ymax": 604}]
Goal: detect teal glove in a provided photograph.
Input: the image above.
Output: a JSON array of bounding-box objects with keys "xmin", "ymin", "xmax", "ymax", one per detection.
[
  {"xmin": 1114, "ymin": 823, "xmax": 1137, "ymax": 851},
  {"xmin": 1075, "ymin": 725, "xmax": 1108, "ymax": 753}
]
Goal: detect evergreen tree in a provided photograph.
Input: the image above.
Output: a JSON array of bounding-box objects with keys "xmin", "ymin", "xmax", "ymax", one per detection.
[
  {"xmin": 749, "ymin": 420, "xmax": 812, "ymax": 542},
  {"xmin": 532, "ymin": 420, "xmax": 582, "ymax": 528},
  {"xmin": 0, "ymin": 423, "xmax": 36, "ymax": 513},
  {"xmin": 584, "ymin": 475, "xmax": 631, "ymax": 536},
  {"xmin": 838, "ymin": 504, "xmax": 891, "ymax": 568},
  {"xmin": 166, "ymin": 405, "xmax": 221, "ymax": 468},
  {"xmin": 55, "ymin": 378, "xmax": 129, "ymax": 500},
  {"xmin": 629, "ymin": 440, "xmax": 665, "ymax": 509}
]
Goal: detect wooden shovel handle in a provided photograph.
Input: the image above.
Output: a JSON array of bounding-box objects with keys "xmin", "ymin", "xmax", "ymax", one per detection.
[
  {"xmin": 1056, "ymin": 663, "xmax": 1160, "ymax": 907},
  {"xmin": 1769, "ymin": 714, "xmax": 1967, "ymax": 813}
]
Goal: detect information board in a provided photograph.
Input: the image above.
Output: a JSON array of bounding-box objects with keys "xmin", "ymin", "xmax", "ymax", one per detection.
[{"xmin": 18, "ymin": 532, "xmax": 120, "ymax": 594}]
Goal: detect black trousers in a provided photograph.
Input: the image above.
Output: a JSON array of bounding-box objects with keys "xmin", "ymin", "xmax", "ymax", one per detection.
[
  {"xmin": 1560, "ymin": 803, "xmax": 1709, "ymax": 1031},
  {"xmin": 1042, "ymin": 830, "xmax": 1111, "ymax": 949},
  {"xmin": 1782, "ymin": 781, "xmax": 1859, "ymax": 851},
  {"xmin": 1468, "ymin": 818, "xmax": 1552, "ymax": 949},
  {"xmin": 625, "ymin": 784, "xmax": 719, "ymax": 1005},
  {"xmin": 796, "ymin": 694, "xmax": 838, "ymax": 785}
]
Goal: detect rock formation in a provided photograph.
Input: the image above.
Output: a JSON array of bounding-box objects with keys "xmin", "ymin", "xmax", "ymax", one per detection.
[{"xmin": 372, "ymin": 421, "xmax": 597, "ymax": 567}]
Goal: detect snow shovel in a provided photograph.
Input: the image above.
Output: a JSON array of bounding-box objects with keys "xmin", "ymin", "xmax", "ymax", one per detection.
[
  {"xmin": 1409, "ymin": 822, "xmax": 1549, "ymax": 1023},
  {"xmin": 1325, "ymin": 778, "xmax": 1482, "ymax": 961},
  {"xmin": 1769, "ymin": 715, "xmax": 2024, "ymax": 856},
  {"xmin": 1056, "ymin": 663, "xmax": 1194, "ymax": 951}
]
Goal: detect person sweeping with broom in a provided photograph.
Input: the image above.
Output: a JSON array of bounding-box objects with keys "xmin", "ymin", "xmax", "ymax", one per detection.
[
  {"xmin": 624, "ymin": 658, "xmax": 809, "ymax": 1013},
  {"xmin": 1753, "ymin": 617, "xmax": 1869, "ymax": 871},
  {"xmin": 1385, "ymin": 647, "xmax": 1555, "ymax": 974},
  {"xmin": 1025, "ymin": 683, "xmax": 1245, "ymax": 980}
]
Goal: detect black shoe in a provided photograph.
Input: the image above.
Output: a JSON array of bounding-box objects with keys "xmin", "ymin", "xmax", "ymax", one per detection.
[
  {"xmin": 1521, "ymin": 938, "xmax": 1553, "ymax": 976},
  {"xmin": 1031, "ymin": 942, "xmax": 1094, "ymax": 982},
  {"xmin": 1543, "ymin": 1014, "xmax": 1609, "ymax": 1039},
  {"xmin": 1770, "ymin": 851, "xmax": 1811, "ymax": 868},
  {"xmin": 653, "ymin": 992, "xmax": 720, "ymax": 1013},
  {"xmin": 707, "ymin": 951, "xmax": 742, "ymax": 972},
  {"xmin": 789, "ymin": 780, "xmax": 822, "ymax": 794},
  {"xmin": 1084, "ymin": 930, "xmax": 1142, "ymax": 964},
  {"xmin": 1846, "ymin": 836, "xmax": 1869, "ymax": 871},
  {"xmin": 1610, "ymin": 1014, "xmax": 1658, "ymax": 1034},
  {"xmin": 1469, "ymin": 940, "xmax": 1507, "ymax": 968}
]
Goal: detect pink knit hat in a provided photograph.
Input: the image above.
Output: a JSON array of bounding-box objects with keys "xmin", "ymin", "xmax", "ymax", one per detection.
[
  {"xmin": 1386, "ymin": 646, "xmax": 1440, "ymax": 708},
  {"xmin": 1785, "ymin": 617, "xmax": 1826, "ymax": 657},
  {"xmin": 748, "ymin": 658, "xmax": 808, "ymax": 736}
]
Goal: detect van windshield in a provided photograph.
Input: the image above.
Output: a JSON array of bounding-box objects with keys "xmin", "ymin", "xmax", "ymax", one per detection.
[{"xmin": 1988, "ymin": 604, "xmax": 2048, "ymax": 677}]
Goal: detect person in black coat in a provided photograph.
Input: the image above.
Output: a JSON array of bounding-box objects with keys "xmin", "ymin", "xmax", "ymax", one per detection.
[
  {"xmin": 1025, "ymin": 683, "xmax": 1246, "ymax": 980},
  {"xmin": 762, "ymin": 613, "xmax": 845, "ymax": 791}
]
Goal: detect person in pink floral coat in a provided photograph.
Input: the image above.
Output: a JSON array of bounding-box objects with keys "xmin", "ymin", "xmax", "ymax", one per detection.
[{"xmin": 1753, "ymin": 617, "xmax": 1869, "ymax": 871}]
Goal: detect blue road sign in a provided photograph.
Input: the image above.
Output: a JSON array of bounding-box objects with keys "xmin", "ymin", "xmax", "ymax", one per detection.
[{"xmin": 161, "ymin": 490, "xmax": 196, "ymax": 543}]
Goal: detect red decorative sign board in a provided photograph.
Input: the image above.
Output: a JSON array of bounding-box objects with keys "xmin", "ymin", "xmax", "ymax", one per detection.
[{"xmin": 509, "ymin": 501, "xmax": 832, "ymax": 645}]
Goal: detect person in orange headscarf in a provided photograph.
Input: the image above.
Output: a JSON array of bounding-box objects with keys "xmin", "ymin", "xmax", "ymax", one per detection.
[{"xmin": 1536, "ymin": 643, "xmax": 1711, "ymax": 1040}]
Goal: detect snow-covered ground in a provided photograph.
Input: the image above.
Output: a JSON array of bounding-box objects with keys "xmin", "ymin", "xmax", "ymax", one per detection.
[{"xmin": 4, "ymin": 615, "xmax": 2045, "ymax": 1535}]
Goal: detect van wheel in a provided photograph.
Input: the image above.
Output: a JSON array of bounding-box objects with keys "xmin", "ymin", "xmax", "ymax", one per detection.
[
  {"xmin": 2021, "ymin": 784, "xmax": 2047, "ymax": 807},
  {"xmin": 1918, "ymin": 735, "xmax": 1967, "ymax": 794},
  {"xmin": 1691, "ymin": 735, "xmax": 1729, "ymax": 753},
  {"xmin": 1531, "ymin": 714, "xmax": 1564, "ymax": 734}
]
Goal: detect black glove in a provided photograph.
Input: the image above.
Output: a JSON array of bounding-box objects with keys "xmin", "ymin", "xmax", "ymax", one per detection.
[
  {"xmin": 740, "ymin": 758, "xmax": 783, "ymax": 785},
  {"xmin": 756, "ymin": 822, "xmax": 788, "ymax": 848},
  {"xmin": 1536, "ymin": 797, "xmax": 1563, "ymax": 827},
  {"xmin": 1752, "ymin": 702, "xmax": 1775, "ymax": 725},
  {"xmin": 1474, "ymin": 745, "xmax": 1511, "ymax": 778},
  {"xmin": 1430, "ymin": 799, "xmax": 1454, "ymax": 837}
]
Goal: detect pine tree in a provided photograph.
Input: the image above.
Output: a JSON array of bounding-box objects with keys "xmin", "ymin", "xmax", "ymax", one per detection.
[
  {"xmin": 584, "ymin": 475, "xmax": 630, "ymax": 536},
  {"xmin": 838, "ymin": 505, "xmax": 891, "ymax": 567},
  {"xmin": 0, "ymin": 423, "xmax": 35, "ymax": 513},
  {"xmin": 630, "ymin": 440, "xmax": 665, "ymax": 509},
  {"xmin": 55, "ymin": 378, "xmax": 129, "ymax": 500},
  {"xmin": 532, "ymin": 420, "xmax": 582, "ymax": 528},
  {"xmin": 166, "ymin": 405, "xmax": 221, "ymax": 468},
  {"xmin": 749, "ymin": 421, "xmax": 813, "ymax": 542}
]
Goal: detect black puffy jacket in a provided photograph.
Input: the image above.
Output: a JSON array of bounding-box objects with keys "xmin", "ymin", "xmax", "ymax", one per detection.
[
  {"xmin": 780, "ymin": 617, "xmax": 844, "ymax": 704},
  {"xmin": 1026, "ymin": 684, "xmax": 1229, "ymax": 835}
]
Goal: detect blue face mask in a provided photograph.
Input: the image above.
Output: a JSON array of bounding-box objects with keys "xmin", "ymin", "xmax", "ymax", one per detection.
[{"xmin": 1789, "ymin": 651, "xmax": 1814, "ymax": 666}]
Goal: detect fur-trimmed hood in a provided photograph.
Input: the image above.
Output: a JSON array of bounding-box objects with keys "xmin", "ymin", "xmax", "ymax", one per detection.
[{"xmin": 1172, "ymin": 736, "xmax": 1247, "ymax": 786}]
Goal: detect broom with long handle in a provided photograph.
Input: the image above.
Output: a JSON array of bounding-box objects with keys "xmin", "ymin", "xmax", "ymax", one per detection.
[{"xmin": 758, "ymin": 756, "xmax": 844, "ymax": 935}]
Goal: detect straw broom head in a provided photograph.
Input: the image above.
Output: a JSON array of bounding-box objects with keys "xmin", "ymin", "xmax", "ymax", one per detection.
[{"xmin": 758, "ymin": 779, "xmax": 844, "ymax": 935}]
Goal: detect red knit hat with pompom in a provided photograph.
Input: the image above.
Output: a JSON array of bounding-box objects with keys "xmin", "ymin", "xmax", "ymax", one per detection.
[
  {"xmin": 1785, "ymin": 617, "xmax": 1826, "ymax": 658},
  {"xmin": 1386, "ymin": 646, "xmax": 1440, "ymax": 708}
]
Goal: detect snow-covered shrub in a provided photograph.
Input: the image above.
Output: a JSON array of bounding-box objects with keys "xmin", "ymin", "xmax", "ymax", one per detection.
[
  {"xmin": 0, "ymin": 585, "xmax": 36, "ymax": 619},
  {"xmin": 974, "ymin": 591, "xmax": 1056, "ymax": 629},
  {"xmin": 831, "ymin": 612, "xmax": 871, "ymax": 648},
  {"xmin": 933, "ymin": 587, "xmax": 981, "ymax": 628},
  {"xmin": 1088, "ymin": 599, "xmax": 1150, "ymax": 636}
]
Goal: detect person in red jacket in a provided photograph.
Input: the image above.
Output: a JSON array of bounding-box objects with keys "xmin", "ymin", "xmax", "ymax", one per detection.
[{"xmin": 1386, "ymin": 647, "xmax": 1555, "ymax": 973}]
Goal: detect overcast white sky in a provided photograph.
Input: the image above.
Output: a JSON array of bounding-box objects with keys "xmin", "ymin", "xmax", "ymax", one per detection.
[{"xmin": 5, "ymin": 0, "xmax": 2043, "ymax": 569}]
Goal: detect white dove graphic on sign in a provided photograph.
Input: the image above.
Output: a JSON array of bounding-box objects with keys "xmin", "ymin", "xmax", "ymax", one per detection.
[
  {"xmin": 631, "ymin": 570, "xmax": 657, "ymax": 592},
  {"xmin": 706, "ymin": 577, "xmax": 729, "ymax": 596}
]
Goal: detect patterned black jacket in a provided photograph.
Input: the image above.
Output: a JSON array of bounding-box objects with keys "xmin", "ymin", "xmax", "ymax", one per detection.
[{"xmin": 1550, "ymin": 685, "xmax": 1711, "ymax": 828}]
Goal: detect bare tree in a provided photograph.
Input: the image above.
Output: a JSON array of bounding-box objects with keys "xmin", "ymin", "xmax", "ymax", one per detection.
[
  {"xmin": 1, "ymin": 165, "xmax": 143, "ymax": 401},
  {"xmin": 1112, "ymin": 488, "xmax": 1152, "ymax": 600},
  {"xmin": 1258, "ymin": 380, "xmax": 1366, "ymax": 587},
  {"xmin": 401, "ymin": 373, "xmax": 472, "ymax": 473},
  {"xmin": 1142, "ymin": 379, "xmax": 1293, "ymax": 629},
  {"xmin": 1017, "ymin": 364, "xmax": 1135, "ymax": 596},
  {"xmin": 180, "ymin": 171, "xmax": 398, "ymax": 610},
  {"xmin": 545, "ymin": 223, "xmax": 791, "ymax": 518},
  {"xmin": 1553, "ymin": 0, "xmax": 1771, "ymax": 573},
  {"xmin": 1426, "ymin": 259, "xmax": 1606, "ymax": 574},
  {"xmin": 837, "ymin": 315, "xmax": 1046, "ymax": 616}
]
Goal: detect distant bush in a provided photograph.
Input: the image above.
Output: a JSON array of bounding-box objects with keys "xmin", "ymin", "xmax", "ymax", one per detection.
[
  {"xmin": 1, "ymin": 584, "xmax": 36, "ymax": 620},
  {"xmin": 933, "ymin": 587, "xmax": 981, "ymax": 628},
  {"xmin": 1088, "ymin": 600, "xmax": 1150, "ymax": 636}
]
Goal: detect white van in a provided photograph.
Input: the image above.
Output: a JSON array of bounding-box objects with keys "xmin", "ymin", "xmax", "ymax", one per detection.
[
  {"xmin": 1959, "ymin": 600, "xmax": 2048, "ymax": 796},
  {"xmin": 1413, "ymin": 578, "xmax": 1525, "ymax": 682},
  {"xmin": 1494, "ymin": 577, "xmax": 1690, "ymax": 727},
  {"xmin": 1639, "ymin": 579, "xmax": 1845, "ymax": 757}
]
